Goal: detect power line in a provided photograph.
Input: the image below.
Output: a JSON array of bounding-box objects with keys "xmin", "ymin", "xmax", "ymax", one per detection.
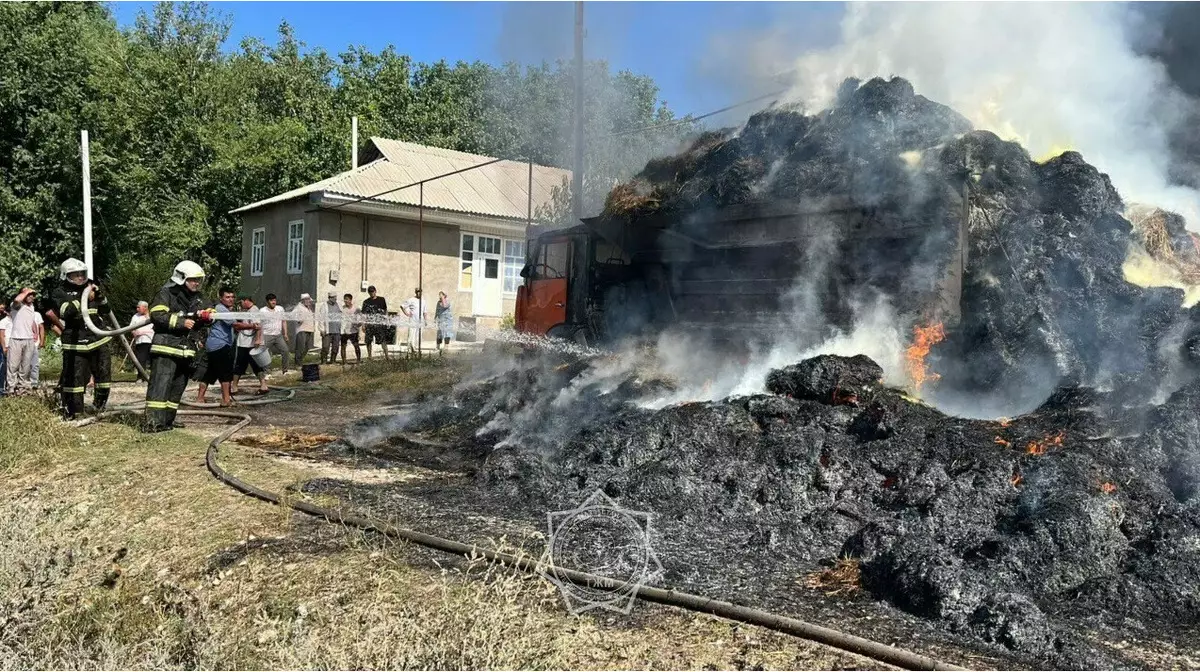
[
  {"xmin": 318, "ymin": 90, "xmax": 790, "ymax": 211},
  {"xmin": 594, "ymin": 89, "xmax": 787, "ymax": 140}
]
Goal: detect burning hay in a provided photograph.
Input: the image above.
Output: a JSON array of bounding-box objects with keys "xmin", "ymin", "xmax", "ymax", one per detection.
[{"xmin": 367, "ymin": 76, "xmax": 1200, "ymax": 666}]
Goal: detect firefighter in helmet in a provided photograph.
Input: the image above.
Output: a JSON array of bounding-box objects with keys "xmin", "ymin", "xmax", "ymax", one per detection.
[
  {"xmin": 50, "ymin": 257, "xmax": 112, "ymax": 419},
  {"xmin": 144, "ymin": 260, "xmax": 211, "ymax": 432}
]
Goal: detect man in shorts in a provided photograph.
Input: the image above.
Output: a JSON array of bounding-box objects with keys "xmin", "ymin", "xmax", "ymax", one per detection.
[
  {"xmin": 195, "ymin": 288, "xmax": 237, "ymax": 406},
  {"xmin": 361, "ymin": 285, "xmax": 390, "ymax": 360},
  {"xmin": 231, "ymin": 294, "xmax": 269, "ymax": 395}
]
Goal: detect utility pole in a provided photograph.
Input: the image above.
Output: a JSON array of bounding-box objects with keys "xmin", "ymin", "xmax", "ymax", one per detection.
[
  {"xmin": 352, "ymin": 116, "xmax": 359, "ymax": 169},
  {"xmin": 81, "ymin": 130, "xmax": 93, "ymax": 278},
  {"xmin": 572, "ymin": 1, "xmax": 585, "ymax": 220}
]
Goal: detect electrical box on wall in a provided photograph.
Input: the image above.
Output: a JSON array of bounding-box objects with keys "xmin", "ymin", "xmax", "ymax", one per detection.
[
  {"xmin": 329, "ymin": 269, "xmax": 339, "ymax": 284},
  {"xmin": 361, "ymin": 280, "xmax": 370, "ymax": 291}
]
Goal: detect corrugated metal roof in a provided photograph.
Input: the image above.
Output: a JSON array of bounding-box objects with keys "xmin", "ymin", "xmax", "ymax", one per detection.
[{"xmin": 230, "ymin": 138, "xmax": 571, "ymax": 220}]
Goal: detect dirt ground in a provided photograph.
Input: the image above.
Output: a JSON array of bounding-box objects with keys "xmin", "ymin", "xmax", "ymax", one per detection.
[{"xmin": 0, "ymin": 355, "xmax": 900, "ymax": 670}]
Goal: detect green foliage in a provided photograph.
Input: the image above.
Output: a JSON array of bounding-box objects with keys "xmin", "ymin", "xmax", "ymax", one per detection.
[
  {"xmin": 0, "ymin": 1, "xmax": 698, "ymax": 301},
  {"xmin": 103, "ymin": 254, "xmax": 178, "ymax": 324}
]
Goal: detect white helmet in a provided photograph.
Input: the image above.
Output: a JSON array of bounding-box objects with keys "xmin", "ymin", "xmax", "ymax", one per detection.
[
  {"xmin": 60, "ymin": 258, "xmax": 88, "ymax": 283},
  {"xmin": 171, "ymin": 260, "xmax": 206, "ymax": 286}
]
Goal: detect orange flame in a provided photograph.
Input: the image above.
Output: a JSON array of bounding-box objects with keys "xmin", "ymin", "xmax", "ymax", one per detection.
[
  {"xmin": 994, "ymin": 436, "xmax": 1012, "ymax": 448},
  {"xmin": 905, "ymin": 322, "xmax": 946, "ymax": 394},
  {"xmin": 1025, "ymin": 430, "xmax": 1065, "ymax": 456},
  {"xmin": 997, "ymin": 417, "xmax": 1012, "ymax": 427},
  {"xmin": 1011, "ymin": 472, "xmax": 1023, "ymax": 488},
  {"xmin": 1100, "ymin": 481, "xmax": 1117, "ymax": 494}
]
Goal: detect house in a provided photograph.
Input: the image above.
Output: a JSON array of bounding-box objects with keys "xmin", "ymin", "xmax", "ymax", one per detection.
[{"xmin": 231, "ymin": 137, "xmax": 571, "ymax": 335}]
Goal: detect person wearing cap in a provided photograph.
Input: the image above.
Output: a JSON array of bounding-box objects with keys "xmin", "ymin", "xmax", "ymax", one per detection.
[
  {"xmin": 401, "ymin": 288, "xmax": 427, "ymax": 355},
  {"xmin": 361, "ymin": 285, "xmax": 390, "ymax": 360},
  {"xmin": 5, "ymin": 288, "xmax": 43, "ymax": 394},
  {"xmin": 292, "ymin": 293, "xmax": 315, "ymax": 365},
  {"xmin": 317, "ymin": 291, "xmax": 342, "ymax": 364}
]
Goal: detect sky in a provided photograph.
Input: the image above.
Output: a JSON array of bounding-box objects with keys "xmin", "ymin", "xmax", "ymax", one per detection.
[{"xmin": 107, "ymin": 1, "xmax": 846, "ymax": 122}]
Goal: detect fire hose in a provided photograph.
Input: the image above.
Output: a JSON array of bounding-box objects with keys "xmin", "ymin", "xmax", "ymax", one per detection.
[
  {"xmin": 74, "ymin": 289, "xmax": 962, "ymax": 669},
  {"xmin": 70, "ymin": 403, "xmax": 964, "ymax": 671},
  {"xmin": 78, "ymin": 285, "xmax": 298, "ymax": 409}
]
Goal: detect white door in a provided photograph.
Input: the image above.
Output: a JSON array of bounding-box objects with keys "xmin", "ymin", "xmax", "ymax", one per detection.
[{"xmin": 472, "ymin": 235, "xmax": 503, "ymax": 317}]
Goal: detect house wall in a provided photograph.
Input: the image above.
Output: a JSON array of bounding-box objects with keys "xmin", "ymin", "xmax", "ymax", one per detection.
[
  {"xmin": 315, "ymin": 210, "xmax": 460, "ymax": 318},
  {"xmin": 238, "ymin": 200, "xmax": 318, "ymax": 301},
  {"xmin": 240, "ymin": 200, "xmax": 528, "ymax": 341}
]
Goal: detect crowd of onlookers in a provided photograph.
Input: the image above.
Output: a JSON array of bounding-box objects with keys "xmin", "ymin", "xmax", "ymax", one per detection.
[{"xmin": 0, "ymin": 283, "xmax": 457, "ymax": 397}]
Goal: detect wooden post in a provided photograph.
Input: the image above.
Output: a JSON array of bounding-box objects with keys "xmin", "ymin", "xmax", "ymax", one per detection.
[{"xmin": 418, "ymin": 182, "xmax": 423, "ymax": 359}]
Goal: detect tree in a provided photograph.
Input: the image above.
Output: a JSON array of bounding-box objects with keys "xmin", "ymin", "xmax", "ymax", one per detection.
[{"xmin": 0, "ymin": 0, "xmax": 699, "ymax": 299}]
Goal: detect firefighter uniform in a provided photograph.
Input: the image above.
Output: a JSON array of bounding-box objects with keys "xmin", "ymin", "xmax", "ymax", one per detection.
[
  {"xmin": 145, "ymin": 282, "xmax": 203, "ymax": 431},
  {"xmin": 51, "ymin": 282, "xmax": 113, "ymax": 419}
]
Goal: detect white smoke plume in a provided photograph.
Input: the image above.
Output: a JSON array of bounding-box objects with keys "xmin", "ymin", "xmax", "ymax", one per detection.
[{"xmin": 774, "ymin": 2, "xmax": 1200, "ymax": 226}]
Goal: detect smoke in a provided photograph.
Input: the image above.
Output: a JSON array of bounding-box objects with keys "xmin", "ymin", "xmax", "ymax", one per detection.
[{"xmin": 769, "ymin": 2, "xmax": 1200, "ymax": 226}]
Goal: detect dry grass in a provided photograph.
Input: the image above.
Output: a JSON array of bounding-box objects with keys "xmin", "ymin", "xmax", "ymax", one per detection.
[
  {"xmin": 319, "ymin": 355, "xmax": 467, "ymax": 401},
  {"xmin": 801, "ymin": 558, "xmax": 863, "ymax": 597},
  {"xmin": 0, "ymin": 372, "xmax": 884, "ymax": 670}
]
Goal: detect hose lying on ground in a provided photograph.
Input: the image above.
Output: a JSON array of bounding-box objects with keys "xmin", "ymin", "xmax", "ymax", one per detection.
[{"xmin": 73, "ymin": 404, "xmax": 965, "ymax": 671}]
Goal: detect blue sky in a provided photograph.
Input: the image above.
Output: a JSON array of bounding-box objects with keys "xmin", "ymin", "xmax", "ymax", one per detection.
[{"xmin": 107, "ymin": 1, "xmax": 845, "ymax": 120}]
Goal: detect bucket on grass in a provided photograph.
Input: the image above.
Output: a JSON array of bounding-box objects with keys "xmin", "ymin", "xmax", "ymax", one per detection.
[{"xmin": 301, "ymin": 363, "xmax": 320, "ymax": 382}]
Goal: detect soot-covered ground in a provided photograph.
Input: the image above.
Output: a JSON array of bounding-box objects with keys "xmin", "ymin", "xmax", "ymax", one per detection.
[{"xmin": 370, "ymin": 350, "xmax": 1200, "ymax": 669}]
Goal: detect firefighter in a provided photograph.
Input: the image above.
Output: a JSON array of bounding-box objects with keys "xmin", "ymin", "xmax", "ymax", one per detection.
[
  {"xmin": 50, "ymin": 258, "xmax": 113, "ymax": 419},
  {"xmin": 144, "ymin": 260, "xmax": 210, "ymax": 433}
]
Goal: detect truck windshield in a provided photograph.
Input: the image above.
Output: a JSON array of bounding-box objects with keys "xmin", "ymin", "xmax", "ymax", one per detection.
[{"xmin": 530, "ymin": 239, "xmax": 569, "ymax": 279}]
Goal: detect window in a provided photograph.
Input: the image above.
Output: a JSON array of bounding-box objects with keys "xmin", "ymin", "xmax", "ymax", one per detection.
[
  {"xmin": 478, "ymin": 236, "xmax": 500, "ymax": 255},
  {"xmin": 460, "ymin": 234, "xmax": 474, "ymax": 290},
  {"xmin": 485, "ymin": 258, "xmax": 499, "ymax": 279},
  {"xmin": 250, "ymin": 228, "xmax": 265, "ymax": 277},
  {"xmin": 286, "ymin": 220, "xmax": 304, "ymax": 275},
  {"xmin": 503, "ymin": 240, "xmax": 525, "ymax": 293}
]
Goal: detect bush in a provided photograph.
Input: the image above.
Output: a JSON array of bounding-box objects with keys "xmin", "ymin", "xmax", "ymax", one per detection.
[{"xmin": 103, "ymin": 255, "xmax": 178, "ymax": 324}]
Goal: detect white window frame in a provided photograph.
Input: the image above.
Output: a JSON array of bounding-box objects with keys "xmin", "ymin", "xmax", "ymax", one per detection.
[
  {"xmin": 286, "ymin": 219, "xmax": 304, "ymax": 275},
  {"xmin": 250, "ymin": 227, "xmax": 265, "ymax": 277},
  {"xmin": 459, "ymin": 233, "xmax": 475, "ymax": 291},
  {"xmin": 503, "ymin": 239, "xmax": 525, "ymax": 295}
]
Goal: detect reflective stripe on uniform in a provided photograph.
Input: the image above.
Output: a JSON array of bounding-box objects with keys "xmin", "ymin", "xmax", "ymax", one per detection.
[
  {"xmin": 62, "ymin": 386, "xmax": 87, "ymax": 393},
  {"xmin": 145, "ymin": 400, "xmax": 179, "ymax": 410},
  {"xmin": 169, "ymin": 314, "xmax": 178, "ymax": 328},
  {"xmin": 94, "ymin": 383, "xmax": 112, "ymax": 389},
  {"xmin": 150, "ymin": 304, "xmax": 170, "ymax": 313},
  {"xmin": 150, "ymin": 344, "xmax": 195, "ymax": 357},
  {"xmin": 60, "ymin": 336, "xmax": 111, "ymax": 352}
]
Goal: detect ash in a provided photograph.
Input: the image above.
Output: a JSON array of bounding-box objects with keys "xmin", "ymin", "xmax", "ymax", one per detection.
[{"xmin": 396, "ymin": 351, "xmax": 1200, "ymax": 668}]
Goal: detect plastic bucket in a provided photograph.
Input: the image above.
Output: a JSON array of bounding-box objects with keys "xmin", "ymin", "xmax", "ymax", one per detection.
[{"xmin": 249, "ymin": 345, "xmax": 271, "ymax": 369}]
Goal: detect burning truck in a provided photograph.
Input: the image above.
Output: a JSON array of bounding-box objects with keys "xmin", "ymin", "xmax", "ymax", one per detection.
[{"xmin": 354, "ymin": 77, "xmax": 1200, "ymax": 668}]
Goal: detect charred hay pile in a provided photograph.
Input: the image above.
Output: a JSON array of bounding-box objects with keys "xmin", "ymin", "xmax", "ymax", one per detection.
[
  {"xmin": 403, "ymin": 352, "xmax": 1200, "ymax": 666},
  {"xmin": 607, "ymin": 76, "xmax": 1192, "ymax": 415}
]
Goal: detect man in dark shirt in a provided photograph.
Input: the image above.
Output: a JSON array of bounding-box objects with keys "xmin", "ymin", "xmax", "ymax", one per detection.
[{"xmin": 361, "ymin": 285, "xmax": 390, "ymax": 360}]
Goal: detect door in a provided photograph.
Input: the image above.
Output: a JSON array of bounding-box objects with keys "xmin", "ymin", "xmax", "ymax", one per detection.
[{"xmin": 471, "ymin": 235, "xmax": 503, "ymax": 317}]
